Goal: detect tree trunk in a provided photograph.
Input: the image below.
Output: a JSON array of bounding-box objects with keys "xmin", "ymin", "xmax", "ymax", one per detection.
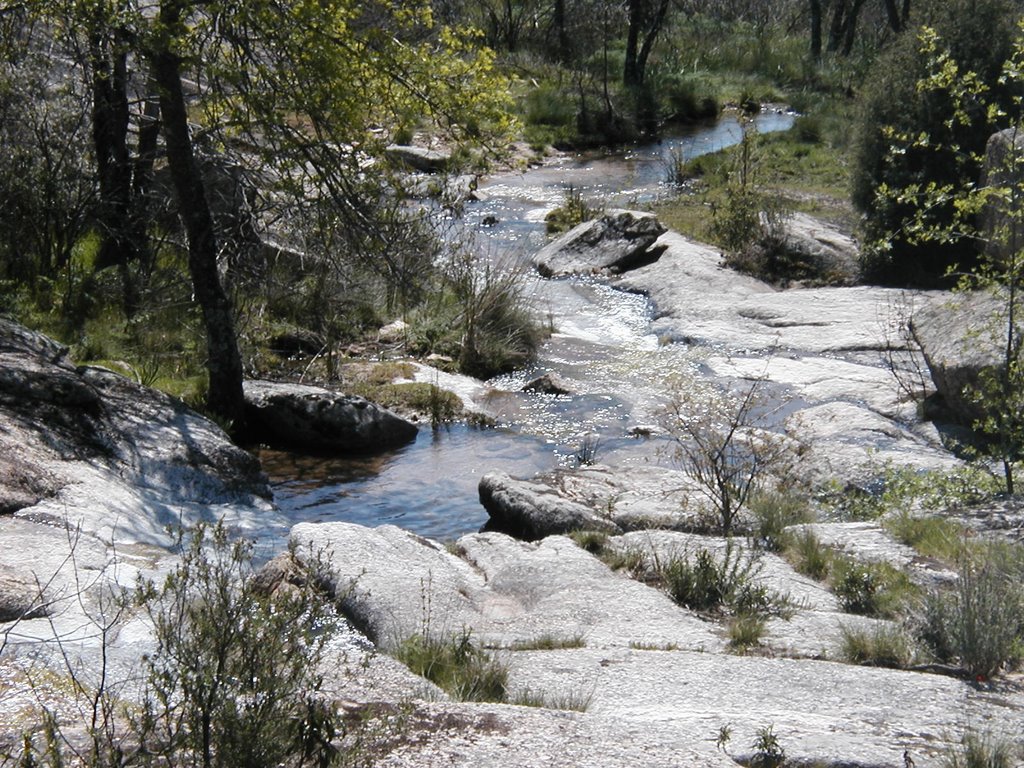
[
  {"xmin": 623, "ymin": 0, "xmax": 643, "ymax": 87},
  {"xmin": 840, "ymin": 0, "xmax": 867, "ymax": 56},
  {"xmin": 636, "ymin": 0, "xmax": 670, "ymax": 86},
  {"xmin": 152, "ymin": 0, "xmax": 246, "ymax": 429},
  {"xmin": 89, "ymin": 20, "xmax": 139, "ymax": 316},
  {"xmin": 553, "ymin": 0, "xmax": 569, "ymax": 62},
  {"xmin": 826, "ymin": 0, "xmax": 846, "ymax": 52},
  {"xmin": 810, "ymin": 0, "xmax": 822, "ymax": 60},
  {"xmin": 881, "ymin": 0, "xmax": 903, "ymax": 32}
]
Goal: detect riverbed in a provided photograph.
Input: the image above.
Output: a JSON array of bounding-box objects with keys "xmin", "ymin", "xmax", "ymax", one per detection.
[{"xmin": 261, "ymin": 112, "xmax": 795, "ymax": 540}]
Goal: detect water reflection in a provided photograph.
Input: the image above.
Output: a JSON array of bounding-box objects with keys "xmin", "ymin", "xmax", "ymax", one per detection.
[{"xmin": 260, "ymin": 424, "xmax": 562, "ymax": 540}]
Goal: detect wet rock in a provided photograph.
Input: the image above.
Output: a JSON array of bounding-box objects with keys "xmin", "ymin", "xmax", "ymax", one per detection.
[
  {"xmin": 911, "ymin": 291, "xmax": 1003, "ymax": 426},
  {"xmin": 243, "ymin": 379, "xmax": 418, "ymax": 453},
  {"xmin": 533, "ymin": 210, "xmax": 667, "ymax": 277},
  {"xmin": 384, "ymin": 144, "xmax": 451, "ymax": 173},
  {"xmin": 522, "ymin": 373, "xmax": 573, "ymax": 395},
  {"xmin": 479, "ymin": 472, "xmax": 622, "ymax": 540}
]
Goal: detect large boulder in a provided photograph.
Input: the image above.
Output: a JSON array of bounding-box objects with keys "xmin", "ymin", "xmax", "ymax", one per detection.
[
  {"xmin": 911, "ymin": 291, "xmax": 1004, "ymax": 425},
  {"xmin": 0, "ymin": 318, "xmax": 270, "ymax": 523},
  {"xmin": 982, "ymin": 127, "xmax": 1024, "ymax": 261},
  {"xmin": 243, "ymin": 379, "xmax": 418, "ymax": 453},
  {"xmin": 478, "ymin": 471, "xmax": 621, "ymax": 540},
  {"xmin": 384, "ymin": 144, "xmax": 451, "ymax": 173},
  {"xmin": 532, "ymin": 210, "xmax": 667, "ymax": 277}
]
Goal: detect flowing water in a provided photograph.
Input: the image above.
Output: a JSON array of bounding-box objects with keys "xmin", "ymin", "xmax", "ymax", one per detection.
[{"xmin": 260, "ymin": 112, "xmax": 795, "ymax": 540}]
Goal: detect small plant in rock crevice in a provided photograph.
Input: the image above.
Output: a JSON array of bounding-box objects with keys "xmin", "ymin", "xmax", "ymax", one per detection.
[
  {"xmin": 392, "ymin": 631, "xmax": 508, "ymax": 703},
  {"xmin": 749, "ymin": 724, "xmax": 786, "ymax": 768},
  {"xmin": 941, "ymin": 729, "xmax": 1019, "ymax": 768},
  {"xmin": 830, "ymin": 556, "xmax": 916, "ymax": 619},
  {"xmin": 915, "ymin": 542, "xmax": 1024, "ymax": 679}
]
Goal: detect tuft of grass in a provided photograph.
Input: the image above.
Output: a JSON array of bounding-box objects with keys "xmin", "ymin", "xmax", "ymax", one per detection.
[
  {"xmin": 917, "ymin": 542, "xmax": 1024, "ymax": 679},
  {"xmin": 727, "ymin": 614, "xmax": 767, "ymax": 653},
  {"xmin": 785, "ymin": 528, "xmax": 832, "ymax": 581},
  {"xmin": 749, "ymin": 490, "xmax": 813, "ymax": 552},
  {"xmin": 570, "ymin": 529, "xmax": 611, "ymax": 554},
  {"xmin": 942, "ymin": 730, "xmax": 1018, "ymax": 768},
  {"xmin": 597, "ymin": 544, "xmax": 646, "ymax": 574},
  {"xmin": 510, "ymin": 633, "xmax": 586, "ymax": 651},
  {"xmin": 839, "ymin": 623, "xmax": 916, "ymax": 668},
  {"xmin": 392, "ymin": 632, "xmax": 507, "ymax": 703},
  {"xmin": 629, "ymin": 640, "xmax": 680, "ymax": 651},
  {"xmin": 508, "ymin": 686, "xmax": 591, "ymax": 712},
  {"xmin": 883, "ymin": 511, "xmax": 967, "ymax": 566}
]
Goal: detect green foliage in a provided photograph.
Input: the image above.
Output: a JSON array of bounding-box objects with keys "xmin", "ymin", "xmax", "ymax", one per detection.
[
  {"xmin": 884, "ymin": 511, "xmax": 968, "ymax": 566},
  {"xmin": 727, "ymin": 614, "xmax": 767, "ymax": 653},
  {"xmin": 509, "ymin": 634, "xmax": 586, "ymax": 651},
  {"xmin": 854, "ymin": 1, "xmax": 1021, "ymax": 285},
  {"xmin": 393, "ymin": 631, "xmax": 508, "ymax": 702},
  {"xmin": 839, "ymin": 623, "xmax": 916, "ymax": 668},
  {"xmin": 569, "ymin": 529, "xmax": 612, "ymax": 554},
  {"xmin": 819, "ymin": 464, "xmax": 1001, "ymax": 522},
  {"xmin": 786, "ymin": 528, "xmax": 833, "ymax": 581},
  {"xmin": 133, "ymin": 524, "xmax": 339, "ymax": 768},
  {"xmin": 831, "ymin": 556, "xmax": 916, "ymax": 618},
  {"xmin": 750, "ymin": 724, "xmax": 786, "ymax": 768},
  {"xmin": 544, "ymin": 186, "xmax": 600, "ymax": 234}
]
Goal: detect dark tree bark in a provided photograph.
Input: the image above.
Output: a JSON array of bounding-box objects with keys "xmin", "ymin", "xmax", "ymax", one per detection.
[
  {"xmin": 810, "ymin": 0, "xmax": 822, "ymax": 61},
  {"xmin": 881, "ymin": 0, "xmax": 912, "ymax": 33},
  {"xmin": 553, "ymin": 0, "xmax": 569, "ymax": 62},
  {"xmin": 152, "ymin": 0, "xmax": 246, "ymax": 429},
  {"xmin": 840, "ymin": 0, "xmax": 867, "ymax": 56},
  {"xmin": 624, "ymin": 0, "xmax": 670, "ymax": 87},
  {"xmin": 89, "ymin": 16, "xmax": 140, "ymax": 316}
]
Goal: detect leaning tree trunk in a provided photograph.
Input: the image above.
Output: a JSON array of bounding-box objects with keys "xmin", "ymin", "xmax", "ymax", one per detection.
[{"xmin": 151, "ymin": 0, "xmax": 246, "ymax": 429}]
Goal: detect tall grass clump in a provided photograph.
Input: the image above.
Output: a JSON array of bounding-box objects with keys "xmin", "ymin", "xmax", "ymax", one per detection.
[
  {"xmin": 393, "ymin": 631, "xmax": 508, "ymax": 702},
  {"xmin": 917, "ymin": 543, "xmax": 1024, "ymax": 679}
]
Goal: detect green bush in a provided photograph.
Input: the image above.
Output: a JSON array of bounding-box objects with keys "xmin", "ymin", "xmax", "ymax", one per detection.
[
  {"xmin": 943, "ymin": 730, "xmax": 1018, "ymax": 768},
  {"xmin": 659, "ymin": 540, "xmax": 791, "ymax": 618},
  {"xmin": 918, "ymin": 544, "xmax": 1024, "ymax": 679},
  {"xmin": 831, "ymin": 557, "xmax": 914, "ymax": 618}
]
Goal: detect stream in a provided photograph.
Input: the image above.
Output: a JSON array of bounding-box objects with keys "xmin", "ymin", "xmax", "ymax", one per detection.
[{"xmin": 259, "ymin": 112, "xmax": 795, "ymax": 541}]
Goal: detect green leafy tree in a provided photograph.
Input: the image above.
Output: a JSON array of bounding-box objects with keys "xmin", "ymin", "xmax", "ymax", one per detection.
[
  {"xmin": 872, "ymin": 22, "xmax": 1024, "ymax": 492},
  {"xmin": 853, "ymin": 0, "xmax": 1019, "ymax": 286},
  {"xmin": 7, "ymin": 0, "xmax": 512, "ymax": 426}
]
